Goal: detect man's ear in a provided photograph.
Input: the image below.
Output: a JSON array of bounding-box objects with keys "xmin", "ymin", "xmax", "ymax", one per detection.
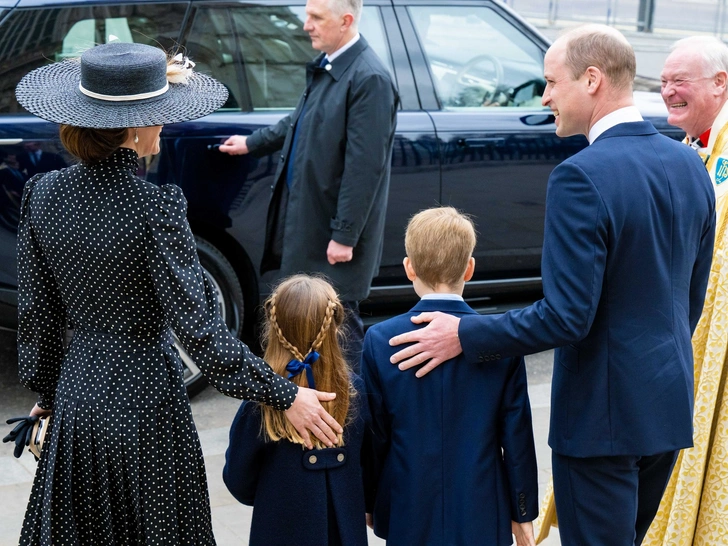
[
  {"xmin": 585, "ymin": 66, "xmax": 602, "ymax": 95},
  {"xmin": 714, "ymin": 70, "xmax": 728, "ymax": 94},
  {"xmin": 341, "ymin": 13, "xmax": 355, "ymax": 31},
  {"xmin": 463, "ymin": 257, "xmax": 475, "ymax": 282},
  {"xmin": 403, "ymin": 257, "xmax": 417, "ymax": 282}
]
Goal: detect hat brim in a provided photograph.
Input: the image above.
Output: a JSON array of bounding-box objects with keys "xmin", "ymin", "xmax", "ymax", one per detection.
[{"xmin": 15, "ymin": 59, "xmax": 229, "ymax": 128}]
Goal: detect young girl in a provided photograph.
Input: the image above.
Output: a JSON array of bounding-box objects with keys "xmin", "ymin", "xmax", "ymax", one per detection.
[{"xmin": 223, "ymin": 274, "xmax": 369, "ymax": 546}]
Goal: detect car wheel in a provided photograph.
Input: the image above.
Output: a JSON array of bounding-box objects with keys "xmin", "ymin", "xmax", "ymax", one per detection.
[{"xmin": 180, "ymin": 237, "xmax": 246, "ymax": 397}]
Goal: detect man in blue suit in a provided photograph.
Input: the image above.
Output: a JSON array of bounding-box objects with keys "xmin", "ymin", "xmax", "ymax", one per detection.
[
  {"xmin": 388, "ymin": 25, "xmax": 716, "ymax": 546},
  {"xmin": 362, "ymin": 207, "xmax": 538, "ymax": 546}
]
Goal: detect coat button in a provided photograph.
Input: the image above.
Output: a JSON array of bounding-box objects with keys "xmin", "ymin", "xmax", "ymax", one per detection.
[
  {"xmin": 337, "ymin": 453, "xmax": 345, "ymax": 462},
  {"xmin": 309, "ymin": 455, "xmax": 317, "ymax": 464}
]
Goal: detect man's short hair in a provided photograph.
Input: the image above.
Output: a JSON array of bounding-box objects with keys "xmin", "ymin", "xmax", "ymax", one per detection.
[
  {"xmin": 671, "ymin": 36, "xmax": 728, "ymax": 78},
  {"xmin": 563, "ymin": 24, "xmax": 636, "ymax": 92},
  {"xmin": 328, "ymin": 0, "xmax": 362, "ymax": 25},
  {"xmin": 405, "ymin": 207, "xmax": 476, "ymax": 289}
]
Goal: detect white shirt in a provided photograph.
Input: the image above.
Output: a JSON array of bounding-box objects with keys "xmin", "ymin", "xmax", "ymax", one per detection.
[
  {"xmin": 326, "ymin": 33, "xmax": 361, "ymax": 63},
  {"xmin": 420, "ymin": 293, "xmax": 464, "ymax": 301},
  {"xmin": 588, "ymin": 106, "xmax": 643, "ymax": 144}
]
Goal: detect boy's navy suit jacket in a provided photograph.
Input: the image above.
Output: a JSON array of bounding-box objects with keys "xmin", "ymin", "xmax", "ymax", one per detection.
[
  {"xmin": 459, "ymin": 121, "xmax": 716, "ymax": 458},
  {"xmin": 362, "ymin": 298, "xmax": 538, "ymax": 546}
]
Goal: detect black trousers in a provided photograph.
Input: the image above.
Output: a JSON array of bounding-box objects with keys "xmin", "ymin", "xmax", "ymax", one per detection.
[
  {"xmin": 552, "ymin": 449, "xmax": 679, "ymax": 546},
  {"xmin": 342, "ymin": 300, "xmax": 364, "ymax": 374}
]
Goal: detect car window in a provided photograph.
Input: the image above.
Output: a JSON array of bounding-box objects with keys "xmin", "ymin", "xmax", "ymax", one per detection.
[
  {"xmin": 191, "ymin": 5, "xmax": 393, "ymax": 112},
  {"xmin": 185, "ymin": 8, "xmax": 242, "ymax": 111},
  {"xmin": 409, "ymin": 6, "xmax": 545, "ymax": 109},
  {"xmin": 0, "ymin": 3, "xmax": 186, "ymax": 114}
]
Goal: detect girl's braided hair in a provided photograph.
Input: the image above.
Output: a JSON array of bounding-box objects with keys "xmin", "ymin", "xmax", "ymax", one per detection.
[{"xmin": 260, "ymin": 274, "xmax": 352, "ymax": 448}]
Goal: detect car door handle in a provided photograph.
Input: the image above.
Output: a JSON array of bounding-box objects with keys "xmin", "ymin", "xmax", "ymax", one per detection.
[
  {"xmin": 456, "ymin": 137, "xmax": 505, "ymax": 149},
  {"xmin": 519, "ymin": 114, "xmax": 555, "ymax": 126}
]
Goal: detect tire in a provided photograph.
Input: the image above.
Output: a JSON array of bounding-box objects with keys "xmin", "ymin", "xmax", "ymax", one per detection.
[{"xmin": 180, "ymin": 237, "xmax": 246, "ymax": 398}]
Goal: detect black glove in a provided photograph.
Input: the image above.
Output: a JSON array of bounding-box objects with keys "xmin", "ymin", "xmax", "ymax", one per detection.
[{"xmin": 3, "ymin": 415, "xmax": 39, "ymax": 458}]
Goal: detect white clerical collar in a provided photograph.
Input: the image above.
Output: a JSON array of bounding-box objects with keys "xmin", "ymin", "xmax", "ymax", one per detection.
[
  {"xmin": 326, "ymin": 33, "xmax": 360, "ymax": 63},
  {"xmin": 420, "ymin": 293, "xmax": 464, "ymax": 301},
  {"xmin": 588, "ymin": 106, "xmax": 643, "ymax": 144}
]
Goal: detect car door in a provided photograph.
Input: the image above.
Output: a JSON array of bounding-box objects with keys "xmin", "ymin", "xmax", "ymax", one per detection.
[
  {"xmin": 396, "ymin": 0, "xmax": 586, "ymax": 297},
  {"xmin": 168, "ymin": 0, "xmax": 439, "ymax": 306}
]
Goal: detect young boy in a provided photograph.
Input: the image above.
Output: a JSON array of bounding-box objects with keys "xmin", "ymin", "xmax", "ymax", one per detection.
[{"xmin": 361, "ymin": 207, "xmax": 538, "ymax": 546}]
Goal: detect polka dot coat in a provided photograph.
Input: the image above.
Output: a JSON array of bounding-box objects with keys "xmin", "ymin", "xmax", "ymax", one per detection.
[{"xmin": 15, "ymin": 147, "xmax": 297, "ymax": 546}]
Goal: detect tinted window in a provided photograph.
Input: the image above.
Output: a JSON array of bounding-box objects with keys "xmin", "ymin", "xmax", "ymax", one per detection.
[
  {"xmin": 185, "ymin": 8, "xmax": 242, "ymax": 110},
  {"xmin": 0, "ymin": 3, "xmax": 186, "ymax": 114},
  {"xmin": 190, "ymin": 5, "xmax": 393, "ymax": 111},
  {"xmin": 409, "ymin": 6, "xmax": 545, "ymax": 109}
]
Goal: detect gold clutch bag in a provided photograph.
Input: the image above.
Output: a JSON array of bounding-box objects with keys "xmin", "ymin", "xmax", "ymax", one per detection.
[{"xmin": 28, "ymin": 415, "xmax": 50, "ymax": 460}]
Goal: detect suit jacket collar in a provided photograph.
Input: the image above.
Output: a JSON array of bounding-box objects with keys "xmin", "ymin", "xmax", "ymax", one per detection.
[
  {"xmin": 309, "ymin": 36, "xmax": 369, "ymax": 82},
  {"xmin": 410, "ymin": 298, "xmax": 477, "ymax": 315},
  {"xmin": 592, "ymin": 120, "xmax": 658, "ymax": 143}
]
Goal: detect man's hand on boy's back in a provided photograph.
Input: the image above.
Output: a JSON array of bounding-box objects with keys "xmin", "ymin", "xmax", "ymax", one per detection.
[
  {"xmin": 511, "ymin": 521, "xmax": 536, "ymax": 546},
  {"xmin": 285, "ymin": 386, "xmax": 343, "ymax": 449},
  {"xmin": 389, "ymin": 311, "xmax": 462, "ymax": 377}
]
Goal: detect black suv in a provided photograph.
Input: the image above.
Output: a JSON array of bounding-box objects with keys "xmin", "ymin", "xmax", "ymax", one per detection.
[{"xmin": 0, "ymin": 0, "xmax": 679, "ymax": 391}]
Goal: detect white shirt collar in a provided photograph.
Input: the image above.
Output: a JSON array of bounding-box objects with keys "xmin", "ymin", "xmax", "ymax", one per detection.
[
  {"xmin": 588, "ymin": 106, "xmax": 643, "ymax": 144},
  {"xmin": 326, "ymin": 33, "xmax": 360, "ymax": 63},
  {"xmin": 420, "ymin": 293, "xmax": 464, "ymax": 301}
]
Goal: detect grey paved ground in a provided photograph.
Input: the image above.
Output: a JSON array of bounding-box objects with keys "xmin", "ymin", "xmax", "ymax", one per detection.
[{"xmin": 0, "ymin": 326, "xmax": 559, "ymax": 545}]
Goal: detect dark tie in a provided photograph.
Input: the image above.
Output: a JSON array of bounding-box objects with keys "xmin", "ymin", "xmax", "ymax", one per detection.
[{"xmin": 285, "ymin": 57, "xmax": 329, "ymax": 188}]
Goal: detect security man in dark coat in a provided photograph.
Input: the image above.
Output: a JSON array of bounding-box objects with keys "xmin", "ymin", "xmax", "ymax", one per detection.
[{"xmin": 221, "ymin": 0, "xmax": 399, "ymax": 369}]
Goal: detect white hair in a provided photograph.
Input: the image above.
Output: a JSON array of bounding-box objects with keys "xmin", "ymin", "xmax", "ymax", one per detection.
[
  {"xmin": 671, "ymin": 36, "xmax": 728, "ymax": 77},
  {"xmin": 328, "ymin": 0, "xmax": 362, "ymax": 25}
]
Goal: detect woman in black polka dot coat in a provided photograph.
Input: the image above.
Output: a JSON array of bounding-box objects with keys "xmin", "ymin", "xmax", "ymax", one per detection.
[{"xmin": 13, "ymin": 42, "xmax": 342, "ymax": 545}]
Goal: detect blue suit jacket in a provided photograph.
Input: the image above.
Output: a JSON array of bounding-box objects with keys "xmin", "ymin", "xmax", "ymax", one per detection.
[
  {"xmin": 362, "ymin": 298, "xmax": 538, "ymax": 546},
  {"xmin": 459, "ymin": 121, "xmax": 716, "ymax": 457}
]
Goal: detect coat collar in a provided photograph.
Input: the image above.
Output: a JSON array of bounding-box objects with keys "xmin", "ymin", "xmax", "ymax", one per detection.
[
  {"xmin": 592, "ymin": 120, "xmax": 658, "ymax": 143},
  {"xmin": 307, "ymin": 35, "xmax": 369, "ymax": 82},
  {"xmin": 409, "ymin": 298, "xmax": 477, "ymax": 315}
]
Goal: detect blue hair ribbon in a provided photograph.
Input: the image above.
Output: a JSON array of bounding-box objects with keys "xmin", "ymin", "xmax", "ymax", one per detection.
[{"xmin": 285, "ymin": 351, "xmax": 320, "ymax": 389}]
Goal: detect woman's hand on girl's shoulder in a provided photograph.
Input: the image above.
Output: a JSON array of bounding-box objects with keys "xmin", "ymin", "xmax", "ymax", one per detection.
[{"xmin": 284, "ymin": 387, "xmax": 343, "ymax": 450}]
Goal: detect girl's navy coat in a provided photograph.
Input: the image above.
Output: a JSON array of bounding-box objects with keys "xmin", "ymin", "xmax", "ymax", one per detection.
[{"xmin": 223, "ymin": 376, "xmax": 369, "ymax": 546}]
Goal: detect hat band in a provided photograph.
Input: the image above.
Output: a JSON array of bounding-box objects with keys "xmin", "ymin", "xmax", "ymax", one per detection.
[{"xmin": 78, "ymin": 82, "xmax": 169, "ymax": 102}]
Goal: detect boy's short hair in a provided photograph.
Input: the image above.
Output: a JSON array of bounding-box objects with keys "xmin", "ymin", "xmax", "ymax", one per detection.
[{"xmin": 405, "ymin": 207, "xmax": 476, "ymax": 289}]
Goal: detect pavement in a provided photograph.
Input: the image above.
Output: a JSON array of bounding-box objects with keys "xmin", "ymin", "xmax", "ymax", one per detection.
[{"xmin": 0, "ymin": 342, "xmax": 560, "ymax": 546}]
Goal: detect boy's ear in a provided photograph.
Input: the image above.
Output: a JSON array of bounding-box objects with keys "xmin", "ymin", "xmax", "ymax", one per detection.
[
  {"xmin": 403, "ymin": 257, "xmax": 417, "ymax": 281},
  {"xmin": 463, "ymin": 257, "xmax": 475, "ymax": 282}
]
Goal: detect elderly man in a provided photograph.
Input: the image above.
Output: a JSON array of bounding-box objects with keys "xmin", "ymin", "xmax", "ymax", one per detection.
[
  {"xmin": 644, "ymin": 37, "xmax": 728, "ymax": 545},
  {"xmin": 389, "ymin": 25, "xmax": 716, "ymax": 546},
  {"xmin": 221, "ymin": 0, "xmax": 398, "ymax": 369}
]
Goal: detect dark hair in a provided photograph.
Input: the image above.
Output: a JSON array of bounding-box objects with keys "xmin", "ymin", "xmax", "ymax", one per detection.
[{"xmin": 59, "ymin": 124, "xmax": 128, "ymax": 164}]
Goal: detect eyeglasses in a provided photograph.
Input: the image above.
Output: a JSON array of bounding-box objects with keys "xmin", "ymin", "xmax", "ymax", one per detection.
[{"xmin": 660, "ymin": 76, "xmax": 716, "ymax": 89}]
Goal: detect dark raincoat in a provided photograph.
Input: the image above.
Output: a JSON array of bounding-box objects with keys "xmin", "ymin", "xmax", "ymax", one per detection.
[{"xmin": 246, "ymin": 36, "xmax": 399, "ymax": 301}]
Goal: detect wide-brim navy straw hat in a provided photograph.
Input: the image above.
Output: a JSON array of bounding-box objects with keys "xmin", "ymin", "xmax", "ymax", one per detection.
[{"xmin": 15, "ymin": 42, "xmax": 228, "ymax": 129}]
